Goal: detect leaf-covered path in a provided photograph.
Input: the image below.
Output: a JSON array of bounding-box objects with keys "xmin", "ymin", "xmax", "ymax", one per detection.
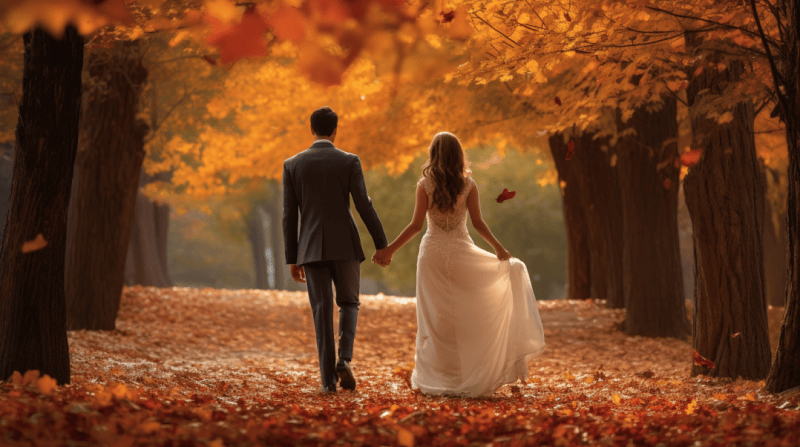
[{"xmin": 1, "ymin": 287, "xmax": 798, "ymax": 446}]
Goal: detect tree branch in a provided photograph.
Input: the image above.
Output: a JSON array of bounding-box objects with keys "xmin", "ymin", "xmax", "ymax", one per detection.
[{"xmin": 748, "ymin": 0, "xmax": 789, "ymax": 116}]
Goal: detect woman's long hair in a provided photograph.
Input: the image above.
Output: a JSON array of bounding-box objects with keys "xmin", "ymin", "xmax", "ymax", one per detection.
[{"xmin": 421, "ymin": 132, "xmax": 471, "ymax": 212}]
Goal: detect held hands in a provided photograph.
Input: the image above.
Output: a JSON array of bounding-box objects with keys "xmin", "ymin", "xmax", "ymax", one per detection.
[
  {"xmin": 289, "ymin": 264, "xmax": 306, "ymax": 283},
  {"xmin": 495, "ymin": 246, "xmax": 511, "ymax": 261},
  {"xmin": 372, "ymin": 247, "xmax": 393, "ymax": 267}
]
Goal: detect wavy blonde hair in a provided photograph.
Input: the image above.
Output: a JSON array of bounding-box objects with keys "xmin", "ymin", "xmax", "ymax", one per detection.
[{"xmin": 421, "ymin": 132, "xmax": 471, "ymax": 212}]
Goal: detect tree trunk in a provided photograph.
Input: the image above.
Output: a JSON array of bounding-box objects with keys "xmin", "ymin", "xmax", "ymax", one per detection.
[
  {"xmin": 549, "ymin": 134, "xmax": 592, "ymax": 300},
  {"xmin": 569, "ymin": 130, "xmax": 626, "ymax": 308},
  {"xmin": 684, "ymin": 53, "xmax": 771, "ymax": 379},
  {"xmin": 247, "ymin": 202, "xmax": 272, "ymax": 289},
  {"xmin": 124, "ymin": 172, "xmax": 172, "ymax": 287},
  {"xmin": 763, "ymin": 164, "xmax": 788, "ymax": 308},
  {"xmin": 65, "ymin": 42, "xmax": 148, "ymax": 330},
  {"xmin": 0, "ymin": 27, "xmax": 83, "ymax": 384},
  {"xmin": 617, "ymin": 98, "xmax": 688, "ymax": 339},
  {"xmin": 766, "ymin": 0, "xmax": 800, "ymax": 393}
]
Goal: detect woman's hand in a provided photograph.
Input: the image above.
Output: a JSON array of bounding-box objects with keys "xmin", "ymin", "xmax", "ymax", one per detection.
[{"xmin": 495, "ymin": 246, "xmax": 511, "ymax": 261}]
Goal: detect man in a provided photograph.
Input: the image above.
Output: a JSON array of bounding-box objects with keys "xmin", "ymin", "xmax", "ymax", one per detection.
[{"xmin": 283, "ymin": 106, "xmax": 391, "ymax": 393}]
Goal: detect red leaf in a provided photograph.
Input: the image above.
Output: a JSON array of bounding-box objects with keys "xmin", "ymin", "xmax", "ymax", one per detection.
[
  {"xmin": 663, "ymin": 178, "xmax": 672, "ymax": 190},
  {"xmin": 680, "ymin": 149, "xmax": 703, "ymax": 168},
  {"xmin": 440, "ymin": 10, "xmax": 456, "ymax": 23},
  {"xmin": 554, "ymin": 96, "xmax": 562, "ymax": 106},
  {"xmin": 564, "ymin": 12, "xmax": 572, "ymax": 22},
  {"xmin": 267, "ymin": 5, "xmax": 307, "ymax": 42},
  {"xmin": 692, "ymin": 350, "xmax": 715, "ymax": 369},
  {"xmin": 496, "ymin": 188, "xmax": 516, "ymax": 203},
  {"xmin": 206, "ymin": 7, "xmax": 270, "ymax": 64},
  {"xmin": 565, "ymin": 139, "xmax": 575, "ymax": 160}
]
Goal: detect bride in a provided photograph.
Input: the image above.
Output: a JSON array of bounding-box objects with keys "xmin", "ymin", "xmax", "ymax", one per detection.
[{"xmin": 373, "ymin": 132, "xmax": 545, "ymax": 397}]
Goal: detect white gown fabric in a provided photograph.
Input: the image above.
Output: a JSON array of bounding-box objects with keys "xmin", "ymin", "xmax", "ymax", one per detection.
[{"xmin": 411, "ymin": 176, "xmax": 546, "ymax": 397}]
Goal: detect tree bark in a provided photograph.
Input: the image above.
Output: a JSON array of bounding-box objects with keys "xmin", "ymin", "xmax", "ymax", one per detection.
[
  {"xmin": 617, "ymin": 98, "xmax": 688, "ymax": 339},
  {"xmin": 0, "ymin": 27, "xmax": 83, "ymax": 384},
  {"xmin": 684, "ymin": 52, "xmax": 771, "ymax": 379},
  {"xmin": 549, "ymin": 134, "xmax": 592, "ymax": 300},
  {"xmin": 65, "ymin": 42, "xmax": 148, "ymax": 330},
  {"xmin": 766, "ymin": 0, "xmax": 800, "ymax": 393},
  {"xmin": 124, "ymin": 171, "xmax": 172, "ymax": 287},
  {"xmin": 763, "ymin": 164, "xmax": 788, "ymax": 308},
  {"xmin": 569, "ymin": 131, "xmax": 626, "ymax": 308},
  {"xmin": 247, "ymin": 202, "xmax": 272, "ymax": 289}
]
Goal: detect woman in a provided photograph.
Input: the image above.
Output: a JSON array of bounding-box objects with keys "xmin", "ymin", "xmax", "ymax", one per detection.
[{"xmin": 372, "ymin": 132, "xmax": 545, "ymax": 397}]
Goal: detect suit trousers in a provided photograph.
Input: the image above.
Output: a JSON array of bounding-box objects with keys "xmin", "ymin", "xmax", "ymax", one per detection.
[{"xmin": 303, "ymin": 259, "xmax": 360, "ymax": 389}]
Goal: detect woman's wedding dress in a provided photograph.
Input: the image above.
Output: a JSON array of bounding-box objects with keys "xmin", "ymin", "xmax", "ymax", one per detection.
[{"xmin": 411, "ymin": 177, "xmax": 545, "ymax": 397}]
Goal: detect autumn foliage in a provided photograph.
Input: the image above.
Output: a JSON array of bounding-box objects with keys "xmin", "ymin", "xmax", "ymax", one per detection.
[{"xmin": 0, "ymin": 288, "xmax": 797, "ymax": 445}]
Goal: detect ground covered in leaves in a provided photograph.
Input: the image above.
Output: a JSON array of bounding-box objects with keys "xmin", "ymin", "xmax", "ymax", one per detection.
[{"xmin": 1, "ymin": 287, "xmax": 798, "ymax": 446}]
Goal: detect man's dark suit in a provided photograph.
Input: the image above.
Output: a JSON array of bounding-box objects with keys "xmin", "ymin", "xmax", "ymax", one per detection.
[{"xmin": 283, "ymin": 139, "xmax": 387, "ymax": 390}]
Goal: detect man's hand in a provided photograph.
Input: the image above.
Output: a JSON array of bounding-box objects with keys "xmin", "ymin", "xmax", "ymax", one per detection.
[
  {"xmin": 290, "ymin": 264, "xmax": 306, "ymax": 283},
  {"xmin": 371, "ymin": 247, "xmax": 393, "ymax": 267}
]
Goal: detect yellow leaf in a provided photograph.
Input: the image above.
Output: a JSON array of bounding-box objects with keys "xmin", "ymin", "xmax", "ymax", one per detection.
[
  {"xmin": 206, "ymin": 0, "xmax": 240, "ymax": 23},
  {"xmin": 685, "ymin": 398, "xmax": 697, "ymax": 415},
  {"xmin": 21, "ymin": 234, "xmax": 48, "ymax": 253},
  {"xmin": 612, "ymin": 394, "xmax": 621, "ymax": 405},
  {"xmin": 397, "ymin": 428, "xmax": 414, "ymax": 447},
  {"xmin": 36, "ymin": 375, "xmax": 57, "ymax": 396}
]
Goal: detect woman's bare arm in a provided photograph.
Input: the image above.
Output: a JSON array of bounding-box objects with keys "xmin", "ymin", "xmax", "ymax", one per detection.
[
  {"xmin": 375, "ymin": 184, "xmax": 428, "ymax": 264},
  {"xmin": 466, "ymin": 180, "xmax": 511, "ymax": 260}
]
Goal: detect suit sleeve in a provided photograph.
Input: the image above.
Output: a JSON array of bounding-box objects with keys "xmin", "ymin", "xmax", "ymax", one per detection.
[
  {"xmin": 282, "ymin": 161, "xmax": 299, "ymax": 264},
  {"xmin": 350, "ymin": 155, "xmax": 388, "ymax": 250}
]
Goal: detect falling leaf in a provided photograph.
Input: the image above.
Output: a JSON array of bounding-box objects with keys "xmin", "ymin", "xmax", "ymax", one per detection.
[
  {"xmin": 554, "ymin": 96, "xmax": 562, "ymax": 106},
  {"xmin": 206, "ymin": 7, "xmax": 270, "ymax": 64},
  {"xmin": 496, "ymin": 188, "xmax": 516, "ymax": 203},
  {"xmin": 36, "ymin": 375, "xmax": 57, "ymax": 396},
  {"xmin": 21, "ymin": 233, "xmax": 48, "ymax": 253},
  {"xmin": 397, "ymin": 428, "xmax": 414, "ymax": 447},
  {"xmin": 692, "ymin": 350, "xmax": 715, "ymax": 369},
  {"xmin": 440, "ymin": 10, "xmax": 456, "ymax": 23},
  {"xmin": 731, "ymin": 332, "xmax": 742, "ymax": 338},
  {"xmin": 565, "ymin": 139, "xmax": 575, "ymax": 160},
  {"xmin": 680, "ymin": 149, "xmax": 702, "ymax": 167}
]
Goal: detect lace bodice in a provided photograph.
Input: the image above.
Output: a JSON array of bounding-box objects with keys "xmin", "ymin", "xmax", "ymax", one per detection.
[{"xmin": 418, "ymin": 176, "xmax": 474, "ymax": 237}]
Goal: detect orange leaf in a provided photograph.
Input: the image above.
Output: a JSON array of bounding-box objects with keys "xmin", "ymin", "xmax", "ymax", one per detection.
[
  {"xmin": 680, "ymin": 149, "xmax": 702, "ymax": 167},
  {"xmin": 267, "ymin": 6, "xmax": 307, "ymax": 42},
  {"xmin": 692, "ymin": 349, "xmax": 714, "ymax": 369},
  {"xmin": 36, "ymin": 375, "xmax": 57, "ymax": 396},
  {"xmin": 22, "ymin": 369, "xmax": 40, "ymax": 385},
  {"xmin": 206, "ymin": 7, "xmax": 270, "ymax": 64},
  {"xmin": 397, "ymin": 428, "xmax": 414, "ymax": 447},
  {"xmin": 22, "ymin": 233, "xmax": 48, "ymax": 253}
]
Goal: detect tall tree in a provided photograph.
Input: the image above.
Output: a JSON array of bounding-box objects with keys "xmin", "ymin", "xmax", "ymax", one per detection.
[
  {"xmin": 124, "ymin": 172, "xmax": 172, "ymax": 287},
  {"xmin": 0, "ymin": 26, "xmax": 83, "ymax": 384},
  {"xmin": 616, "ymin": 98, "xmax": 688, "ymax": 338},
  {"xmin": 765, "ymin": 0, "xmax": 800, "ymax": 393},
  {"xmin": 684, "ymin": 40, "xmax": 771, "ymax": 379},
  {"xmin": 65, "ymin": 41, "xmax": 149, "ymax": 330},
  {"xmin": 549, "ymin": 133, "xmax": 591, "ymax": 300}
]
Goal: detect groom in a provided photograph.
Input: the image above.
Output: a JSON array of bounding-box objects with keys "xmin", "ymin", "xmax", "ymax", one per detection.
[{"xmin": 283, "ymin": 106, "xmax": 391, "ymax": 393}]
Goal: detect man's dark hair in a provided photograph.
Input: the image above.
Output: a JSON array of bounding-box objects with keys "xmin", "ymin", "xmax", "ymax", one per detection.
[{"xmin": 310, "ymin": 106, "xmax": 338, "ymax": 137}]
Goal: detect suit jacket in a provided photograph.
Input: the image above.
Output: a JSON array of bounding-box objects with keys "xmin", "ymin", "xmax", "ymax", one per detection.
[{"xmin": 283, "ymin": 140, "xmax": 388, "ymax": 265}]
